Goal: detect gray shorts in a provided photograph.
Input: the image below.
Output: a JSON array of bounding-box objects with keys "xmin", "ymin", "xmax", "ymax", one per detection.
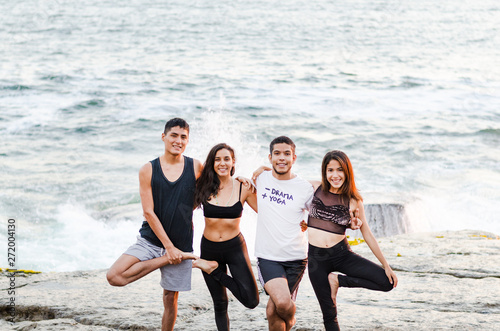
[{"xmin": 124, "ymin": 236, "xmax": 192, "ymax": 291}]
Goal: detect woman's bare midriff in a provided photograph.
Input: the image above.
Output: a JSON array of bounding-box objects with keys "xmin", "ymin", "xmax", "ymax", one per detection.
[
  {"xmin": 308, "ymin": 227, "xmax": 345, "ymax": 248},
  {"xmin": 203, "ymin": 217, "xmax": 242, "ymax": 242}
]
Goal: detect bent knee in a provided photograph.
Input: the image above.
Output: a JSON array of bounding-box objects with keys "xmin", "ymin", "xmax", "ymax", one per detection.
[
  {"xmin": 380, "ymin": 281, "xmax": 394, "ymax": 292},
  {"xmin": 106, "ymin": 271, "xmax": 126, "ymax": 287},
  {"xmin": 243, "ymin": 296, "xmax": 259, "ymax": 309},
  {"xmin": 383, "ymin": 285, "xmax": 394, "ymax": 292},
  {"xmin": 273, "ymin": 298, "xmax": 292, "ymax": 313}
]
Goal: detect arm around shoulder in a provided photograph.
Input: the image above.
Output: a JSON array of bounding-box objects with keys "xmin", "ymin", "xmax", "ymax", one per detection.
[
  {"xmin": 251, "ymin": 165, "xmax": 271, "ymax": 183},
  {"xmin": 243, "ymin": 184, "xmax": 258, "ymax": 212},
  {"xmin": 193, "ymin": 158, "xmax": 203, "ymax": 179},
  {"xmin": 309, "ymin": 180, "xmax": 321, "ymax": 191},
  {"xmin": 303, "ymin": 180, "xmax": 315, "ymax": 211}
]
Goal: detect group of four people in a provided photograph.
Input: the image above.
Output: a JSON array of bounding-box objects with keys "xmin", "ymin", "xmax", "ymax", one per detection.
[{"xmin": 106, "ymin": 117, "xmax": 398, "ymax": 331}]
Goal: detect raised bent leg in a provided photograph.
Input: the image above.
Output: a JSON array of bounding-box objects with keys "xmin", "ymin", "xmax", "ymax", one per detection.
[
  {"xmin": 337, "ymin": 251, "xmax": 394, "ymax": 292},
  {"xmin": 107, "ymin": 254, "xmax": 164, "ymax": 286},
  {"xmin": 194, "ymin": 234, "xmax": 259, "ymax": 304},
  {"xmin": 219, "ymin": 238, "xmax": 259, "ymax": 309},
  {"xmin": 107, "ymin": 252, "xmax": 196, "ymax": 287}
]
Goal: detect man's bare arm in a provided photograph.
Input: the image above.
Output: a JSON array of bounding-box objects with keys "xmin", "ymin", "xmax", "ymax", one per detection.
[{"xmin": 139, "ymin": 163, "xmax": 183, "ymax": 264}]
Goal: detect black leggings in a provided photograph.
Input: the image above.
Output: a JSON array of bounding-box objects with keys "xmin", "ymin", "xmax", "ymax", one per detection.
[
  {"xmin": 308, "ymin": 238, "xmax": 393, "ymax": 331},
  {"xmin": 200, "ymin": 233, "xmax": 259, "ymax": 331}
]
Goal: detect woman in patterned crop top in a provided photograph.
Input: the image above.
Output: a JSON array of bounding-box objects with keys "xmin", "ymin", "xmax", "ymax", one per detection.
[
  {"xmin": 306, "ymin": 150, "xmax": 398, "ymax": 331},
  {"xmin": 192, "ymin": 143, "xmax": 259, "ymax": 331}
]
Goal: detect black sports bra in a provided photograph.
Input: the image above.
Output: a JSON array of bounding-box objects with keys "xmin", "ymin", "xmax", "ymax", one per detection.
[
  {"xmin": 202, "ymin": 182, "xmax": 243, "ymax": 219},
  {"xmin": 307, "ymin": 187, "xmax": 351, "ymax": 235}
]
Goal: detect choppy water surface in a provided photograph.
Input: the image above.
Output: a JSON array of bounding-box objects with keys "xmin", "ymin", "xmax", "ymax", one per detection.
[{"xmin": 0, "ymin": 0, "xmax": 499, "ymax": 271}]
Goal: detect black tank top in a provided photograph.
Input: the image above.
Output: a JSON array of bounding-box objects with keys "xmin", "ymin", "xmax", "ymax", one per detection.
[
  {"xmin": 139, "ymin": 156, "xmax": 196, "ymax": 251},
  {"xmin": 307, "ymin": 187, "xmax": 351, "ymax": 235},
  {"xmin": 202, "ymin": 182, "xmax": 243, "ymax": 219}
]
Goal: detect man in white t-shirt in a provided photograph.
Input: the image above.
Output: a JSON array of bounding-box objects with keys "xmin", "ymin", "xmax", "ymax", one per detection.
[{"xmin": 254, "ymin": 136, "xmax": 314, "ymax": 331}]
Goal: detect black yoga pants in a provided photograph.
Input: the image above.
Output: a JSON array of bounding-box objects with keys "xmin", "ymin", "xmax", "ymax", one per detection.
[
  {"xmin": 200, "ymin": 233, "xmax": 259, "ymax": 331},
  {"xmin": 308, "ymin": 238, "xmax": 394, "ymax": 331}
]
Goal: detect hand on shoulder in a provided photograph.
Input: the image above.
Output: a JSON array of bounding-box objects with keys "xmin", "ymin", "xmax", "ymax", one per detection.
[
  {"xmin": 236, "ymin": 176, "xmax": 255, "ymax": 192},
  {"xmin": 251, "ymin": 165, "xmax": 271, "ymax": 183}
]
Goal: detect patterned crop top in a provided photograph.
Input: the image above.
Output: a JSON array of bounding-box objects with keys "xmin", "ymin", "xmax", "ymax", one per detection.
[
  {"xmin": 307, "ymin": 187, "xmax": 351, "ymax": 235},
  {"xmin": 202, "ymin": 182, "xmax": 243, "ymax": 219}
]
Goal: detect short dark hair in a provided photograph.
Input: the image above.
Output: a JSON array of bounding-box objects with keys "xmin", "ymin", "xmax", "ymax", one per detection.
[
  {"xmin": 164, "ymin": 118, "xmax": 189, "ymax": 134},
  {"xmin": 269, "ymin": 136, "xmax": 296, "ymax": 154}
]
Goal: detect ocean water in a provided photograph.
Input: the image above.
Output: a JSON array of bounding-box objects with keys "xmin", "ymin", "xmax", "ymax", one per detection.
[{"xmin": 1, "ymin": 0, "xmax": 499, "ymax": 272}]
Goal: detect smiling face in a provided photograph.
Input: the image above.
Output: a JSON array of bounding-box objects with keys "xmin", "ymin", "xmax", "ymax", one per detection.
[
  {"xmin": 326, "ymin": 159, "xmax": 345, "ymax": 193},
  {"xmin": 213, "ymin": 148, "xmax": 235, "ymax": 178},
  {"xmin": 269, "ymin": 143, "xmax": 296, "ymax": 177},
  {"xmin": 162, "ymin": 126, "xmax": 189, "ymax": 156}
]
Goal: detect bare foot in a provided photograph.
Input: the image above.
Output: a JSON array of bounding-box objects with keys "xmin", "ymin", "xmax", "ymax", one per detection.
[
  {"xmin": 328, "ymin": 273, "xmax": 339, "ymax": 305},
  {"xmin": 181, "ymin": 252, "xmax": 199, "ymax": 260},
  {"xmin": 192, "ymin": 259, "xmax": 218, "ymax": 274}
]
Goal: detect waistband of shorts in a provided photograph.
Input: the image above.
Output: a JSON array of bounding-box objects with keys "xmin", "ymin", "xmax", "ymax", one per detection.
[
  {"xmin": 257, "ymin": 257, "xmax": 308, "ymax": 266},
  {"xmin": 201, "ymin": 232, "xmax": 245, "ymax": 251},
  {"xmin": 308, "ymin": 237, "xmax": 350, "ymax": 256},
  {"xmin": 137, "ymin": 235, "xmax": 162, "ymax": 248}
]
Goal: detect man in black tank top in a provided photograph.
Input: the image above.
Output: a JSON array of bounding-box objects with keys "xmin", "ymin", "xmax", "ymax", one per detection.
[{"xmin": 106, "ymin": 118, "xmax": 203, "ymax": 331}]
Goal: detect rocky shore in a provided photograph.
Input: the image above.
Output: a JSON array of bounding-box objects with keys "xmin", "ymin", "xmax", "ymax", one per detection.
[{"xmin": 1, "ymin": 230, "xmax": 499, "ymax": 330}]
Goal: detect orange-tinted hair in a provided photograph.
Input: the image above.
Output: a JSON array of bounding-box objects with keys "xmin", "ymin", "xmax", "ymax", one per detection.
[{"xmin": 321, "ymin": 150, "xmax": 363, "ymax": 202}]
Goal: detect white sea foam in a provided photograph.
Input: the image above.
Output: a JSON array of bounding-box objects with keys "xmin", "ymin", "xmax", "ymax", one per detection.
[{"xmin": 15, "ymin": 204, "xmax": 138, "ymax": 272}]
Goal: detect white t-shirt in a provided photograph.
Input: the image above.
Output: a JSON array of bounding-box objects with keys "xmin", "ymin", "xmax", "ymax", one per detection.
[{"xmin": 255, "ymin": 171, "xmax": 314, "ymax": 261}]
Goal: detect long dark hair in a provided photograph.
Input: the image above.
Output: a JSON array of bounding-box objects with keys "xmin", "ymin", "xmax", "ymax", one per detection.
[
  {"xmin": 321, "ymin": 150, "xmax": 363, "ymax": 203},
  {"xmin": 194, "ymin": 143, "xmax": 236, "ymax": 208}
]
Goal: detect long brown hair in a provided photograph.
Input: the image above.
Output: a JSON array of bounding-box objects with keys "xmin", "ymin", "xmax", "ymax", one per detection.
[
  {"xmin": 194, "ymin": 143, "xmax": 236, "ymax": 208},
  {"xmin": 321, "ymin": 150, "xmax": 363, "ymax": 203}
]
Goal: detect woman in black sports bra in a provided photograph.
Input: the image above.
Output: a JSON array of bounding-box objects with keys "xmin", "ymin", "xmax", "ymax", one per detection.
[
  {"xmin": 306, "ymin": 150, "xmax": 398, "ymax": 331},
  {"xmin": 192, "ymin": 143, "xmax": 259, "ymax": 331}
]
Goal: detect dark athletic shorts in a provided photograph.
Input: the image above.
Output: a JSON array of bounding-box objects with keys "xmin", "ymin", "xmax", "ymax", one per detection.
[{"xmin": 257, "ymin": 257, "xmax": 307, "ymax": 301}]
